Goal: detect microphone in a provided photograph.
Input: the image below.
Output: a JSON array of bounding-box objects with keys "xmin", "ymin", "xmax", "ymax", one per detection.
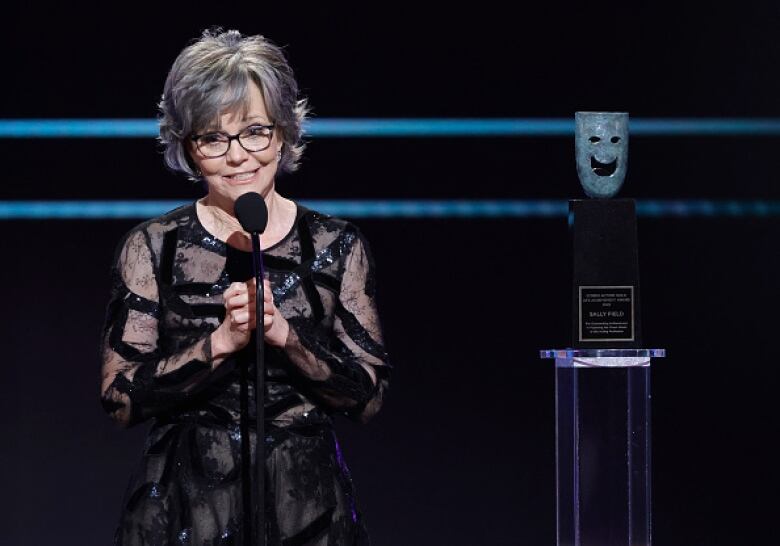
[
  {"xmin": 233, "ymin": 191, "xmax": 268, "ymax": 546},
  {"xmin": 234, "ymin": 192, "xmax": 268, "ymax": 234}
]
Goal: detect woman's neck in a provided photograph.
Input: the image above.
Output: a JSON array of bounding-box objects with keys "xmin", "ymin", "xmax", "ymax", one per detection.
[{"xmin": 199, "ymin": 189, "xmax": 296, "ymax": 249}]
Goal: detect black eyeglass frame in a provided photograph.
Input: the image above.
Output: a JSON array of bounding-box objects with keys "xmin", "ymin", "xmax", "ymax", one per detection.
[{"xmin": 190, "ymin": 123, "xmax": 276, "ymax": 158}]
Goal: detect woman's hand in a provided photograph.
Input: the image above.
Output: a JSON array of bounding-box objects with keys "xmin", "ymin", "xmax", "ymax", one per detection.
[
  {"xmin": 259, "ymin": 279, "xmax": 291, "ymax": 348},
  {"xmin": 211, "ymin": 279, "xmax": 290, "ymax": 361}
]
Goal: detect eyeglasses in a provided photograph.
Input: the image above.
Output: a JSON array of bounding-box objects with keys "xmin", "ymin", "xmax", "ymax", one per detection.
[{"xmin": 190, "ymin": 124, "xmax": 275, "ymax": 158}]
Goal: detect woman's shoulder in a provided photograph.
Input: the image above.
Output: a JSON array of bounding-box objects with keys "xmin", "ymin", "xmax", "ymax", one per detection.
[
  {"xmin": 297, "ymin": 203, "xmax": 360, "ymax": 236},
  {"xmin": 296, "ymin": 203, "xmax": 363, "ymax": 249},
  {"xmin": 115, "ymin": 202, "xmax": 198, "ymax": 254}
]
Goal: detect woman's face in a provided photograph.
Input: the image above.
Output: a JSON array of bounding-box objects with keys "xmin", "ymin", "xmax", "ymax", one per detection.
[{"xmin": 188, "ymin": 81, "xmax": 282, "ymax": 206}]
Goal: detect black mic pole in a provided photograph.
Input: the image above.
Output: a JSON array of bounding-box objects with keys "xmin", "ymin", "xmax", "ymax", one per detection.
[
  {"xmin": 234, "ymin": 192, "xmax": 268, "ymax": 546},
  {"xmin": 249, "ymin": 230, "xmax": 266, "ymax": 546}
]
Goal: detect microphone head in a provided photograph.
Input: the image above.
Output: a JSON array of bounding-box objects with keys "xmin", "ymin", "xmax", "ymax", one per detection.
[{"xmin": 234, "ymin": 192, "xmax": 269, "ymax": 234}]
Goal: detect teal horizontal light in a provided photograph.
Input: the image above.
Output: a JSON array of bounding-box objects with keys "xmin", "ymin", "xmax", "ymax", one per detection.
[
  {"xmin": 1, "ymin": 200, "xmax": 778, "ymax": 219},
  {"xmin": 0, "ymin": 119, "xmax": 158, "ymax": 138},
  {"xmin": 2, "ymin": 118, "xmax": 780, "ymax": 138},
  {"xmin": 305, "ymin": 119, "xmax": 576, "ymax": 136}
]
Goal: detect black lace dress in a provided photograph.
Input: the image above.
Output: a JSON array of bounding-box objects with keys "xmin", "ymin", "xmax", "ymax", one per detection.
[{"xmin": 100, "ymin": 202, "xmax": 390, "ymax": 545}]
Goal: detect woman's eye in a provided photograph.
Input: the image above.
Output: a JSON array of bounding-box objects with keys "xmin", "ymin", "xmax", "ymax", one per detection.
[
  {"xmin": 589, "ymin": 136, "xmax": 601, "ymax": 143},
  {"xmin": 246, "ymin": 125, "xmax": 270, "ymax": 136},
  {"xmin": 611, "ymin": 136, "xmax": 621, "ymax": 143},
  {"xmin": 201, "ymin": 133, "xmax": 223, "ymax": 144}
]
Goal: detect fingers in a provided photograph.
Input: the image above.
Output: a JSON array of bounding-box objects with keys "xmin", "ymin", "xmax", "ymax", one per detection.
[
  {"xmin": 226, "ymin": 280, "xmax": 271, "ymax": 294},
  {"xmin": 220, "ymin": 281, "xmax": 282, "ymax": 342},
  {"xmin": 228, "ymin": 306, "xmax": 274, "ymax": 333},
  {"xmin": 224, "ymin": 282, "xmax": 248, "ymax": 303},
  {"xmin": 224, "ymin": 282, "xmax": 254, "ymax": 309},
  {"xmin": 224, "ymin": 281, "xmax": 274, "ymax": 305},
  {"xmin": 227, "ymin": 297, "xmax": 274, "ymax": 314},
  {"xmin": 230, "ymin": 308, "xmax": 273, "ymax": 325},
  {"xmin": 226, "ymin": 292, "xmax": 252, "ymax": 308},
  {"xmin": 262, "ymin": 280, "xmax": 272, "ymax": 303},
  {"xmin": 223, "ymin": 280, "xmax": 277, "ymax": 325},
  {"xmin": 235, "ymin": 302, "xmax": 274, "ymax": 320},
  {"xmin": 230, "ymin": 309, "xmax": 251, "ymax": 324}
]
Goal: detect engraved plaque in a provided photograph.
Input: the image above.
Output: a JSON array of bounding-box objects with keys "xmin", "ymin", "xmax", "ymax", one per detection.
[{"xmin": 578, "ymin": 286, "xmax": 635, "ymax": 342}]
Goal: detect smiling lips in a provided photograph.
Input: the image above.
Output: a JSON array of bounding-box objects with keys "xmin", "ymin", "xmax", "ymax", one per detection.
[
  {"xmin": 590, "ymin": 156, "xmax": 618, "ymax": 177},
  {"xmin": 223, "ymin": 168, "xmax": 259, "ymax": 183}
]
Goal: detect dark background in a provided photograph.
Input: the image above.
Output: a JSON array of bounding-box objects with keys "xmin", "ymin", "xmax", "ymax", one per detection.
[{"xmin": 2, "ymin": 3, "xmax": 778, "ymax": 545}]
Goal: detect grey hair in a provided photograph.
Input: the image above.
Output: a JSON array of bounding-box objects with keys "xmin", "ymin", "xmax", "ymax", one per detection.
[{"xmin": 158, "ymin": 29, "xmax": 309, "ymax": 180}]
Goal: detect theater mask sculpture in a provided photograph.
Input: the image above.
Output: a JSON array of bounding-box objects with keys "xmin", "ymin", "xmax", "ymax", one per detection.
[{"xmin": 575, "ymin": 112, "xmax": 629, "ymax": 199}]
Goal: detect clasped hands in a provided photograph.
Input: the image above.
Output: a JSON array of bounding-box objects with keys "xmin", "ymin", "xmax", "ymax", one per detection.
[{"xmin": 211, "ymin": 279, "xmax": 290, "ymax": 358}]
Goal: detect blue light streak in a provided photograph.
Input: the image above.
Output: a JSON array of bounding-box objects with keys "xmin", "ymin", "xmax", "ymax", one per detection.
[
  {"xmin": 1, "ymin": 200, "xmax": 777, "ymax": 220},
  {"xmin": 2, "ymin": 118, "xmax": 780, "ymax": 138}
]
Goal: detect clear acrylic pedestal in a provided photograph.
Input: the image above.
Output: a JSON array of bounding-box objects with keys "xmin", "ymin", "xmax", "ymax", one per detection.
[{"xmin": 540, "ymin": 349, "xmax": 665, "ymax": 546}]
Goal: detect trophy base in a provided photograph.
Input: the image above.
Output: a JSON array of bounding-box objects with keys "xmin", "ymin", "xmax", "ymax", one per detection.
[{"xmin": 541, "ymin": 349, "xmax": 665, "ymax": 546}]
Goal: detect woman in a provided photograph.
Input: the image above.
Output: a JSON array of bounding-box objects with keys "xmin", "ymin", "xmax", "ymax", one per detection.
[{"xmin": 100, "ymin": 29, "xmax": 389, "ymax": 545}]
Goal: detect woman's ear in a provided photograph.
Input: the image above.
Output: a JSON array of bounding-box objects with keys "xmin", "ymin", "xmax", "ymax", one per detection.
[{"xmin": 185, "ymin": 141, "xmax": 202, "ymax": 178}]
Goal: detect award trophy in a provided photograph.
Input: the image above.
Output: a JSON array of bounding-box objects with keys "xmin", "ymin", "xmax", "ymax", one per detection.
[{"xmin": 541, "ymin": 112, "xmax": 665, "ymax": 546}]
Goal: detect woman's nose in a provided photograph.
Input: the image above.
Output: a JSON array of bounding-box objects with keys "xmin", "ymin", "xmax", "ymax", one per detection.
[{"xmin": 225, "ymin": 139, "xmax": 249, "ymax": 164}]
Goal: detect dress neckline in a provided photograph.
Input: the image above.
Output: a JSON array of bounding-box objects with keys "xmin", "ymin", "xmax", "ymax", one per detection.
[{"xmin": 192, "ymin": 199, "xmax": 304, "ymax": 253}]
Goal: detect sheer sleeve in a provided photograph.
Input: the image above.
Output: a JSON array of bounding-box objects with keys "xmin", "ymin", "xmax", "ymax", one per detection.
[
  {"xmin": 283, "ymin": 229, "xmax": 390, "ymax": 423},
  {"xmin": 100, "ymin": 228, "xmax": 215, "ymax": 427}
]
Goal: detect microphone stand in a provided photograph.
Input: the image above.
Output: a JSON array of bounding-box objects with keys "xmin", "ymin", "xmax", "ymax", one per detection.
[
  {"xmin": 234, "ymin": 191, "xmax": 269, "ymax": 546},
  {"xmin": 249, "ymin": 231, "xmax": 266, "ymax": 546}
]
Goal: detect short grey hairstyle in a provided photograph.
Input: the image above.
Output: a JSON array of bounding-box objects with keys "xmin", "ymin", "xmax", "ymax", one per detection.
[{"xmin": 158, "ymin": 29, "xmax": 309, "ymax": 179}]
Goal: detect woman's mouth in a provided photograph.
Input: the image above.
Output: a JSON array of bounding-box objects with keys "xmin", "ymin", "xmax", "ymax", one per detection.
[{"xmin": 223, "ymin": 168, "xmax": 260, "ymax": 184}]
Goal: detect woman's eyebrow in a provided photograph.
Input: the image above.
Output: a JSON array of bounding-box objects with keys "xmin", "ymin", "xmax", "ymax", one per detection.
[
  {"xmin": 242, "ymin": 114, "xmax": 271, "ymax": 123},
  {"xmin": 201, "ymin": 115, "xmax": 271, "ymax": 133}
]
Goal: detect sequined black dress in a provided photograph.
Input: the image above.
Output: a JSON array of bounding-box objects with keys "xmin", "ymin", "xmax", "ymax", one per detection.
[{"xmin": 100, "ymin": 202, "xmax": 390, "ymax": 545}]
